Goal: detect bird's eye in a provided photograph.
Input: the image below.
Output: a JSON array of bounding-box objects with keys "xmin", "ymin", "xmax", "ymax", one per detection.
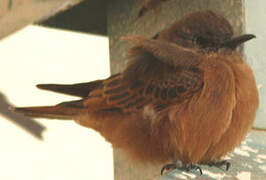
[
  {"xmin": 193, "ymin": 36, "xmax": 208, "ymax": 45},
  {"xmin": 152, "ymin": 33, "xmax": 159, "ymax": 39}
]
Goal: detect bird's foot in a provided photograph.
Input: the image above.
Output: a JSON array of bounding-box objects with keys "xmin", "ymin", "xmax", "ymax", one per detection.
[
  {"xmin": 207, "ymin": 160, "xmax": 231, "ymax": 171},
  {"xmin": 161, "ymin": 161, "xmax": 203, "ymax": 175}
]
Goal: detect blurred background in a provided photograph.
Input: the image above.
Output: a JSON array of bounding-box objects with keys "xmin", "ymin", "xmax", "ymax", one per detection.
[{"xmin": 0, "ymin": 25, "xmax": 113, "ymax": 180}]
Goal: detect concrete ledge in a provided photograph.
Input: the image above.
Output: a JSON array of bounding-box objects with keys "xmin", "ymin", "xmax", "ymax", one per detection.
[{"xmin": 0, "ymin": 0, "xmax": 82, "ymax": 40}]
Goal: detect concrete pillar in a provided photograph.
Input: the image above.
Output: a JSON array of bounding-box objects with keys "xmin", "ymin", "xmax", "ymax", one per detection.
[{"xmin": 107, "ymin": 0, "xmax": 245, "ymax": 179}]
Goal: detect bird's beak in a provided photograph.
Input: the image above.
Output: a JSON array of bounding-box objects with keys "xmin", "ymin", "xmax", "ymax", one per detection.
[{"xmin": 221, "ymin": 34, "xmax": 256, "ymax": 49}]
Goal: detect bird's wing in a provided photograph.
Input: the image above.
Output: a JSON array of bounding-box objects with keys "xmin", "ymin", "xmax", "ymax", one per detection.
[{"xmin": 96, "ymin": 37, "xmax": 204, "ymax": 112}]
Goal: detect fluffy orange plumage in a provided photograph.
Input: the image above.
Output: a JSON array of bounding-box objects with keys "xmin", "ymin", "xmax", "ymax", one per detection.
[{"xmin": 12, "ymin": 11, "xmax": 259, "ymax": 175}]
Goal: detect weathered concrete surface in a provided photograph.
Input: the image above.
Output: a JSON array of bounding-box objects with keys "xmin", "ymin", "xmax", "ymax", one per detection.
[
  {"xmin": 0, "ymin": 0, "xmax": 82, "ymax": 40},
  {"xmin": 107, "ymin": 0, "xmax": 246, "ymax": 179}
]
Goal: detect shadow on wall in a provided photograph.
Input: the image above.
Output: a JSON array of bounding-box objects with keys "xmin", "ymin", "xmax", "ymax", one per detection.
[{"xmin": 0, "ymin": 92, "xmax": 46, "ymax": 140}]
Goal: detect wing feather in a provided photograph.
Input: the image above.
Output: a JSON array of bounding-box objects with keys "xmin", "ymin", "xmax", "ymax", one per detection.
[{"xmin": 97, "ymin": 46, "xmax": 203, "ymax": 112}]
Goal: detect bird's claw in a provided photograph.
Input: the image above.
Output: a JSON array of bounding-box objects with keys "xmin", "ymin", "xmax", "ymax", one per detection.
[
  {"xmin": 161, "ymin": 162, "xmax": 203, "ymax": 175},
  {"xmin": 207, "ymin": 160, "xmax": 231, "ymax": 171},
  {"xmin": 182, "ymin": 163, "xmax": 203, "ymax": 175},
  {"xmin": 161, "ymin": 163, "xmax": 177, "ymax": 175}
]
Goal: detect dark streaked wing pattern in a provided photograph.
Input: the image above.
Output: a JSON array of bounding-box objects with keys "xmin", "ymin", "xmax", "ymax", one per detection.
[{"xmin": 100, "ymin": 47, "xmax": 203, "ymax": 112}]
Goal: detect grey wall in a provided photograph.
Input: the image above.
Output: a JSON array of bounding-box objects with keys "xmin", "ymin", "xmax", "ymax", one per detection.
[{"xmin": 245, "ymin": 0, "xmax": 266, "ymax": 129}]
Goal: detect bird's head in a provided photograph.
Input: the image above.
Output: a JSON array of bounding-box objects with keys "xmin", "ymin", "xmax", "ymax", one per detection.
[{"xmin": 157, "ymin": 11, "xmax": 255, "ymax": 53}]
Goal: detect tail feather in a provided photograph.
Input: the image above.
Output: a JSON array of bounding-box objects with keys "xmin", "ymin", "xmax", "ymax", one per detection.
[
  {"xmin": 37, "ymin": 80, "xmax": 103, "ymax": 98},
  {"xmin": 36, "ymin": 74, "xmax": 121, "ymax": 98},
  {"xmin": 11, "ymin": 74, "xmax": 123, "ymax": 119},
  {"xmin": 10, "ymin": 100, "xmax": 87, "ymax": 119}
]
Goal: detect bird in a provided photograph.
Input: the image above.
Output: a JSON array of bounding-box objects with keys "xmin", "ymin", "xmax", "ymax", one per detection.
[{"xmin": 12, "ymin": 10, "xmax": 259, "ymax": 175}]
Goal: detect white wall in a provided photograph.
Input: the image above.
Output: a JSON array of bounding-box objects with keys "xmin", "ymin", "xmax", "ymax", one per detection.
[{"xmin": 0, "ymin": 25, "xmax": 113, "ymax": 180}]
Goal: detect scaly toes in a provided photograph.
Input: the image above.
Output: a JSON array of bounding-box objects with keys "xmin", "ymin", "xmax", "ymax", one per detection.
[
  {"xmin": 207, "ymin": 160, "xmax": 231, "ymax": 171},
  {"xmin": 161, "ymin": 162, "xmax": 203, "ymax": 175},
  {"xmin": 161, "ymin": 163, "xmax": 177, "ymax": 175}
]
